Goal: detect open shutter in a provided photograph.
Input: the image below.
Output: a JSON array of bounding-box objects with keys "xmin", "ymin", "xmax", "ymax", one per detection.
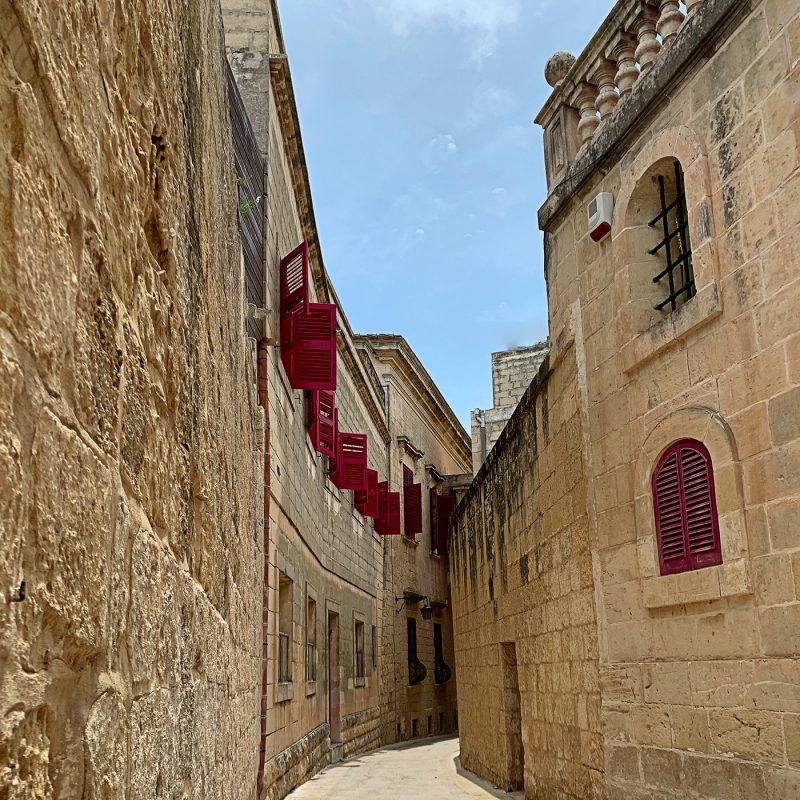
[
  {"xmin": 376, "ymin": 481, "xmax": 401, "ymax": 536},
  {"xmin": 307, "ymin": 390, "xmax": 336, "ymax": 458},
  {"xmin": 281, "ymin": 303, "xmax": 337, "ymax": 391},
  {"xmin": 330, "ymin": 432, "xmax": 368, "ymax": 491},
  {"xmin": 436, "ymin": 494, "xmax": 456, "ymax": 557},
  {"xmin": 653, "ymin": 440, "xmax": 721, "ymax": 576},
  {"xmin": 279, "ymin": 242, "xmax": 337, "ymax": 391},
  {"xmin": 355, "ymin": 468, "xmax": 379, "ymax": 519},
  {"xmin": 280, "ymin": 241, "xmax": 309, "ymax": 312},
  {"xmin": 404, "ymin": 483, "xmax": 423, "ymax": 537}
]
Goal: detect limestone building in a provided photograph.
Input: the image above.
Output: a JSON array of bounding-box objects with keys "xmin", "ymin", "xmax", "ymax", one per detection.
[
  {"xmin": 451, "ymin": 1, "xmax": 800, "ymax": 798},
  {"xmin": 471, "ymin": 343, "xmax": 549, "ymax": 474},
  {"xmin": 224, "ymin": 2, "xmax": 471, "ymax": 797},
  {"xmin": 355, "ymin": 335, "xmax": 472, "ymax": 745}
]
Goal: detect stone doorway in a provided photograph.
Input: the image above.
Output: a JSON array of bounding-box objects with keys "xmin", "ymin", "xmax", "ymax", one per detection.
[
  {"xmin": 328, "ymin": 612, "xmax": 341, "ymax": 744},
  {"xmin": 501, "ymin": 642, "xmax": 525, "ymax": 792}
]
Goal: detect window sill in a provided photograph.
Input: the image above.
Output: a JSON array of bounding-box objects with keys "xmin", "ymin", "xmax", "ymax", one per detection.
[
  {"xmin": 620, "ymin": 281, "xmax": 720, "ymax": 374},
  {"xmin": 306, "ymin": 680, "xmax": 317, "ymax": 697},
  {"xmin": 276, "ymin": 681, "xmax": 294, "ymax": 704},
  {"xmin": 429, "ymin": 551, "xmax": 443, "ymax": 561},
  {"xmin": 642, "ymin": 558, "xmax": 751, "ymax": 610},
  {"xmin": 402, "ymin": 535, "xmax": 419, "ymax": 547},
  {"xmin": 353, "ymin": 677, "xmax": 366, "ymax": 689}
]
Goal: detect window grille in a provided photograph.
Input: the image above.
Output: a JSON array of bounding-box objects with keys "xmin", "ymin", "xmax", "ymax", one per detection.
[
  {"xmin": 652, "ymin": 439, "xmax": 722, "ymax": 576},
  {"xmin": 433, "ymin": 622, "xmax": 452, "ymax": 685},
  {"xmin": 407, "ymin": 618, "xmax": 427, "ymax": 686},
  {"xmin": 278, "ymin": 632, "xmax": 291, "ymax": 683},
  {"xmin": 649, "ymin": 160, "xmax": 695, "ymax": 312},
  {"xmin": 306, "ymin": 642, "xmax": 317, "ymax": 682},
  {"xmin": 355, "ymin": 621, "xmax": 365, "ymax": 679}
]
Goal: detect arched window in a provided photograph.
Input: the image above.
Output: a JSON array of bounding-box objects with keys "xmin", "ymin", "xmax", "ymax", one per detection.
[
  {"xmin": 648, "ymin": 160, "xmax": 695, "ymax": 312},
  {"xmin": 652, "ymin": 439, "xmax": 722, "ymax": 576}
]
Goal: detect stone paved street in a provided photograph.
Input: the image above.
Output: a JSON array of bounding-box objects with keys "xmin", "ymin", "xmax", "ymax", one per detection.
[{"xmin": 286, "ymin": 736, "xmax": 523, "ymax": 800}]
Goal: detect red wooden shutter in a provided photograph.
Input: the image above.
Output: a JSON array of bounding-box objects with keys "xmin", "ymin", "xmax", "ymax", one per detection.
[
  {"xmin": 355, "ymin": 468, "xmax": 379, "ymax": 518},
  {"xmin": 387, "ymin": 492, "xmax": 401, "ymax": 535},
  {"xmin": 307, "ymin": 390, "xmax": 336, "ymax": 458},
  {"xmin": 436, "ymin": 494, "xmax": 456, "ymax": 557},
  {"xmin": 279, "ymin": 242, "xmax": 337, "ymax": 391},
  {"xmin": 403, "ymin": 465, "xmax": 414, "ymax": 485},
  {"xmin": 330, "ymin": 432, "xmax": 368, "ymax": 491},
  {"xmin": 404, "ymin": 482, "xmax": 422, "ymax": 537},
  {"xmin": 376, "ymin": 482, "xmax": 401, "ymax": 536},
  {"xmin": 280, "ymin": 241, "xmax": 309, "ymax": 312},
  {"xmin": 653, "ymin": 439, "xmax": 721, "ymax": 576},
  {"xmin": 281, "ymin": 303, "xmax": 337, "ymax": 391}
]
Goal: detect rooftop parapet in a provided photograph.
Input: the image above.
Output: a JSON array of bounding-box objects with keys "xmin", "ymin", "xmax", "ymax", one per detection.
[{"xmin": 535, "ymin": 0, "xmax": 707, "ymax": 192}]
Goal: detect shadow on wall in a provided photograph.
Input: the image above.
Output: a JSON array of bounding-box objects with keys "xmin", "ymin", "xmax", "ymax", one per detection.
[{"xmin": 453, "ymin": 756, "xmax": 525, "ymax": 800}]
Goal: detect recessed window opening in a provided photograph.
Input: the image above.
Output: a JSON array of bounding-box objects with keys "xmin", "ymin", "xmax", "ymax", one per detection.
[
  {"xmin": 354, "ymin": 619, "xmax": 365, "ymax": 679},
  {"xmin": 652, "ymin": 439, "xmax": 722, "ymax": 576},
  {"xmin": 649, "ymin": 160, "xmax": 695, "ymax": 312},
  {"xmin": 278, "ymin": 574, "xmax": 293, "ymax": 683},
  {"xmin": 306, "ymin": 595, "xmax": 317, "ymax": 682}
]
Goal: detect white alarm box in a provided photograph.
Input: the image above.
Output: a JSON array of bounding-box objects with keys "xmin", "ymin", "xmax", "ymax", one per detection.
[{"xmin": 588, "ymin": 192, "xmax": 614, "ymax": 242}]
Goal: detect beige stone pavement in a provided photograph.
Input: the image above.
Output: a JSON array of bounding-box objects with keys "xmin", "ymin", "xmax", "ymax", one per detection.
[{"xmin": 286, "ymin": 736, "xmax": 523, "ymax": 800}]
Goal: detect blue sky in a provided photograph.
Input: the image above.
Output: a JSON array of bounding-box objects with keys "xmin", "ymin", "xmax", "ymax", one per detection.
[{"xmin": 279, "ymin": 0, "xmax": 611, "ymax": 429}]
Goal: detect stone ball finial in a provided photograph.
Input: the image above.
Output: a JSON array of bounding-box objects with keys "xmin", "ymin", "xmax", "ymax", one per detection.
[{"xmin": 544, "ymin": 51, "xmax": 576, "ymax": 88}]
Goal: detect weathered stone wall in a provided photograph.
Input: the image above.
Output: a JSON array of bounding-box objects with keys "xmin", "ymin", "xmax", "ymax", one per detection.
[
  {"xmin": 452, "ymin": 347, "xmax": 603, "ymax": 799},
  {"xmin": 538, "ymin": 0, "xmax": 800, "ymax": 796},
  {"xmin": 0, "ymin": 0, "xmax": 261, "ymax": 797},
  {"xmin": 471, "ymin": 343, "xmax": 549, "ymax": 474}
]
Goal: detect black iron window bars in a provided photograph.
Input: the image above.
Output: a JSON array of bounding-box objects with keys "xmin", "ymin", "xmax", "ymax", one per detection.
[{"xmin": 649, "ymin": 160, "xmax": 696, "ymax": 312}]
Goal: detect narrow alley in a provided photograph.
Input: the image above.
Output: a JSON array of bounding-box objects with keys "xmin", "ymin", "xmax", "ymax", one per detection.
[{"xmin": 286, "ymin": 737, "xmax": 521, "ymax": 800}]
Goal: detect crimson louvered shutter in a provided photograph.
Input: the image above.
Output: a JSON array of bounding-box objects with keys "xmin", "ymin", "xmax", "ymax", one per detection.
[
  {"xmin": 330, "ymin": 432, "xmax": 368, "ymax": 491},
  {"xmin": 281, "ymin": 303, "xmax": 337, "ymax": 391},
  {"xmin": 376, "ymin": 482, "xmax": 401, "ymax": 535},
  {"xmin": 279, "ymin": 242, "xmax": 337, "ymax": 391},
  {"xmin": 404, "ymin": 482, "xmax": 423, "ymax": 537},
  {"xmin": 436, "ymin": 494, "xmax": 456, "ymax": 557},
  {"xmin": 280, "ymin": 241, "xmax": 309, "ymax": 312},
  {"xmin": 386, "ymin": 492, "xmax": 401, "ymax": 535},
  {"xmin": 653, "ymin": 440, "xmax": 721, "ymax": 576},
  {"xmin": 355, "ymin": 468, "xmax": 379, "ymax": 518},
  {"xmin": 307, "ymin": 390, "xmax": 336, "ymax": 458}
]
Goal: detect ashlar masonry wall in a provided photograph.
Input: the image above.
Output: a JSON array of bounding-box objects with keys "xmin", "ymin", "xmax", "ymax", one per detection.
[
  {"xmin": 452, "ymin": 345, "xmax": 603, "ymax": 800},
  {"xmin": 471, "ymin": 343, "xmax": 549, "ymax": 474},
  {"xmin": 0, "ymin": 1, "xmax": 261, "ymax": 797}
]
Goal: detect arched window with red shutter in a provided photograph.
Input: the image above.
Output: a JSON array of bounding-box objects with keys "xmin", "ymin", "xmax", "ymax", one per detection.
[{"xmin": 652, "ymin": 439, "xmax": 722, "ymax": 576}]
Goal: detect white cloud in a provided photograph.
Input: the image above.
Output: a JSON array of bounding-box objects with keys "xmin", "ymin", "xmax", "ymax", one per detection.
[
  {"xmin": 492, "ymin": 187, "xmax": 506, "ymax": 194},
  {"xmin": 467, "ymin": 81, "xmax": 515, "ymax": 126},
  {"xmin": 416, "ymin": 228, "xmax": 426, "ymax": 236},
  {"xmin": 429, "ymin": 134, "xmax": 458, "ymax": 159},
  {"xmin": 371, "ymin": 0, "xmax": 519, "ymax": 62}
]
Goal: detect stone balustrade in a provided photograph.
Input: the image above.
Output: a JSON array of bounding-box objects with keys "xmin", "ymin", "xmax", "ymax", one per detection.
[{"xmin": 536, "ymin": 0, "xmax": 706, "ymax": 189}]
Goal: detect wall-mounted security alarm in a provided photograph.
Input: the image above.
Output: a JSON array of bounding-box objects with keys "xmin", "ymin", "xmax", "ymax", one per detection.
[{"xmin": 588, "ymin": 192, "xmax": 614, "ymax": 242}]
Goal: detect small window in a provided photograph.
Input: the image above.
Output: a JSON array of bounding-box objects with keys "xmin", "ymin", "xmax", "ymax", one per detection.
[
  {"xmin": 306, "ymin": 595, "xmax": 317, "ymax": 682},
  {"xmin": 411, "ymin": 718, "xmax": 418, "ymax": 737},
  {"xmin": 652, "ymin": 439, "xmax": 722, "ymax": 576},
  {"xmin": 371, "ymin": 625, "xmax": 377, "ymax": 669},
  {"xmin": 354, "ymin": 620, "xmax": 365, "ymax": 679},
  {"xmin": 278, "ymin": 574, "xmax": 293, "ymax": 683},
  {"xmin": 433, "ymin": 622, "xmax": 452, "ymax": 685},
  {"xmin": 407, "ymin": 618, "xmax": 426, "ymax": 686},
  {"xmin": 649, "ymin": 160, "xmax": 695, "ymax": 312}
]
